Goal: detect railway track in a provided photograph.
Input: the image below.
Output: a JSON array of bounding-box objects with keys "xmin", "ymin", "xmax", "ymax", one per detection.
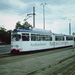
[
  {"xmin": 46, "ymin": 58, "xmax": 75, "ymax": 75},
  {"xmin": 0, "ymin": 47, "xmax": 74, "ymax": 58},
  {"xmin": 70, "ymin": 70, "xmax": 75, "ymax": 75},
  {"xmin": 0, "ymin": 53, "xmax": 17, "ymax": 58}
]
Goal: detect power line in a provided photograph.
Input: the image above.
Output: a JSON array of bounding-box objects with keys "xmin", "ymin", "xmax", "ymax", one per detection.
[
  {"xmin": 16, "ymin": 1, "xmax": 52, "ymax": 15},
  {"xmin": 1, "ymin": 2, "xmax": 74, "ymax": 21},
  {"xmin": 0, "ymin": 3, "xmax": 30, "ymax": 15},
  {"xmin": 0, "ymin": 3, "xmax": 20, "ymax": 11},
  {"xmin": 0, "ymin": 2, "xmax": 52, "ymax": 21}
]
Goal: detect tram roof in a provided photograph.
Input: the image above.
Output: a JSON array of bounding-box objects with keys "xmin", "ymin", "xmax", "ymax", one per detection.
[
  {"xmin": 12, "ymin": 28, "xmax": 53, "ymax": 35},
  {"xmin": 12, "ymin": 28, "xmax": 73, "ymax": 37}
]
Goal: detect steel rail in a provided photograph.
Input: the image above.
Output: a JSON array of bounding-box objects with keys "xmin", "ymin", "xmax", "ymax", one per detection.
[
  {"xmin": 70, "ymin": 70, "xmax": 75, "ymax": 75},
  {"xmin": 46, "ymin": 59, "xmax": 75, "ymax": 75}
]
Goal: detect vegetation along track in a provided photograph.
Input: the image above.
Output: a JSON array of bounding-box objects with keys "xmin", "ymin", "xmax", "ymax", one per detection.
[{"xmin": 46, "ymin": 59, "xmax": 75, "ymax": 75}]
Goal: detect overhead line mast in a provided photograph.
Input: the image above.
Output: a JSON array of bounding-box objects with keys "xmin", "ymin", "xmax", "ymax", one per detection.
[
  {"xmin": 40, "ymin": 3, "xmax": 47, "ymax": 29},
  {"xmin": 33, "ymin": 7, "xmax": 35, "ymax": 28}
]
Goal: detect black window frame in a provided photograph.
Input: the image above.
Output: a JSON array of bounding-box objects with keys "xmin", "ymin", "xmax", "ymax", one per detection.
[
  {"xmin": 31, "ymin": 33, "xmax": 52, "ymax": 41},
  {"xmin": 22, "ymin": 33, "xmax": 29, "ymax": 41}
]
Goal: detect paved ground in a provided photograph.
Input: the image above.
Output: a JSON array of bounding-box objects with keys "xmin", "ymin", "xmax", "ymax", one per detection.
[{"xmin": 0, "ymin": 47, "xmax": 75, "ymax": 75}]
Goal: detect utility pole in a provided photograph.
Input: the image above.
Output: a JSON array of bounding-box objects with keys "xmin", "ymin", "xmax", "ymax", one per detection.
[
  {"xmin": 40, "ymin": 3, "xmax": 46, "ymax": 29},
  {"xmin": 33, "ymin": 7, "xmax": 35, "ymax": 28},
  {"xmin": 68, "ymin": 19, "xmax": 72, "ymax": 35}
]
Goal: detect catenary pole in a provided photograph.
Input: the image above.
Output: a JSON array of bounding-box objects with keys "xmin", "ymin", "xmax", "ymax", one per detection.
[
  {"xmin": 33, "ymin": 7, "xmax": 35, "ymax": 28},
  {"xmin": 41, "ymin": 3, "xmax": 46, "ymax": 29},
  {"xmin": 68, "ymin": 19, "xmax": 72, "ymax": 35}
]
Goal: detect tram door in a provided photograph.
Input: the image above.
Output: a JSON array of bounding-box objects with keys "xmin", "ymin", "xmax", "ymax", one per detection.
[{"xmin": 22, "ymin": 33, "xmax": 29, "ymax": 51}]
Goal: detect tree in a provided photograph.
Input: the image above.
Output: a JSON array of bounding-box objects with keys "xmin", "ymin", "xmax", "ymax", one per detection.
[
  {"xmin": 22, "ymin": 21, "xmax": 32, "ymax": 28},
  {"xmin": 15, "ymin": 21, "xmax": 32, "ymax": 29},
  {"xmin": 0, "ymin": 26, "xmax": 11, "ymax": 44},
  {"xmin": 72, "ymin": 32, "xmax": 75, "ymax": 36},
  {"xmin": 5, "ymin": 30, "xmax": 12, "ymax": 44},
  {"xmin": 15, "ymin": 21, "xmax": 21, "ymax": 29},
  {"xmin": 0, "ymin": 27, "xmax": 6, "ymax": 42},
  {"xmin": 72, "ymin": 32, "xmax": 75, "ymax": 41}
]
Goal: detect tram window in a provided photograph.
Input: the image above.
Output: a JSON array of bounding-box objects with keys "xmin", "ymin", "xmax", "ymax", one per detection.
[
  {"xmin": 36, "ymin": 34, "xmax": 40, "ymax": 41},
  {"xmin": 39, "ymin": 35, "xmax": 42, "ymax": 41},
  {"xmin": 31, "ymin": 34, "xmax": 36, "ymax": 41},
  {"xmin": 22, "ymin": 33, "xmax": 29, "ymax": 41},
  {"xmin": 55, "ymin": 36, "xmax": 58, "ymax": 41},
  {"xmin": 45, "ymin": 35, "xmax": 49, "ymax": 41},
  {"xmin": 49, "ymin": 36, "xmax": 52, "ymax": 41},
  {"xmin": 47, "ymin": 35, "xmax": 50, "ymax": 41},
  {"xmin": 66, "ymin": 36, "xmax": 73, "ymax": 40},
  {"xmin": 31, "ymin": 34, "xmax": 52, "ymax": 41},
  {"xmin": 62, "ymin": 37, "xmax": 64, "ymax": 40},
  {"xmin": 11, "ymin": 34, "xmax": 21, "ymax": 41},
  {"xmin": 42, "ymin": 35, "xmax": 45, "ymax": 41},
  {"xmin": 60, "ymin": 36, "xmax": 64, "ymax": 41},
  {"xmin": 55, "ymin": 36, "xmax": 64, "ymax": 41},
  {"xmin": 41, "ymin": 35, "xmax": 52, "ymax": 41}
]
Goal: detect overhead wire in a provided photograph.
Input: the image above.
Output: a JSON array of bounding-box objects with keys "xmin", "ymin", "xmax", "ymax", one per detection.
[
  {"xmin": 0, "ymin": 1, "xmax": 68, "ymax": 20},
  {"xmin": 0, "ymin": 1, "xmax": 52, "ymax": 17},
  {"xmin": 0, "ymin": 3, "xmax": 31, "ymax": 16}
]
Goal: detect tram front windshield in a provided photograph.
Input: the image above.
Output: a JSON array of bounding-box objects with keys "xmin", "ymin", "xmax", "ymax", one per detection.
[{"xmin": 11, "ymin": 34, "xmax": 21, "ymax": 41}]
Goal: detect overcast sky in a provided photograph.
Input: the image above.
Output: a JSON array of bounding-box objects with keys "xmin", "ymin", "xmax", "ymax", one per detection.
[{"xmin": 0, "ymin": 0, "xmax": 75, "ymax": 35}]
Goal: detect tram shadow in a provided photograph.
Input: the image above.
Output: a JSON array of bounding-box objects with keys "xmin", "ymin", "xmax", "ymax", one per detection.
[
  {"xmin": 14, "ymin": 48, "xmax": 56, "ymax": 55},
  {"xmin": 13, "ymin": 46, "xmax": 72, "ymax": 55}
]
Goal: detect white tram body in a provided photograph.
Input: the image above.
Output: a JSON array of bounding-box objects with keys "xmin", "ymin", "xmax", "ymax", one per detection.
[{"xmin": 11, "ymin": 28, "xmax": 74, "ymax": 53}]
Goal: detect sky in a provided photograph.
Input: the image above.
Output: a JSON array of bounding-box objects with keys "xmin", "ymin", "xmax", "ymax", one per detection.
[{"xmin": 0, "ymin": 0, "xmax": 75, "ymax": 35}]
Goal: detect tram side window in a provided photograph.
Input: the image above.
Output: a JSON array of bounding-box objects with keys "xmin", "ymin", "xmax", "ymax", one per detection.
[
  {"xmin": 45, "ymin": 35, "xmax": 52, "ymax": 41},
  {"xmin": 42, "ymin": 35, "xmax": 44, "ymax": 41},
  {"xmin": 55, "ymin": 36, "xmax": 64, "ymax": 41},
  {"xmin": 31, "ymin": 34, "xmax": 52, "ymax": 41},
  {"xmin": 49, "ymin": 35, "xmax": 52, "ymax": 41},
  {"xmin": 66, "ymin": 36, "xmax": 73, "ymax": 40},
  {"xmin": 36, "ymin": 34, "xmax": 40, "ymax": 41},
  {"xmin": 45, "ymin": 35, "xmax": 48, "ymax": 41},
  {"xmin": 31, "ymin": 34, "xmax": 36, "ymax": 41},
  {"xmin": 22, "ymin": 33, "xmax": 29, "ymax": 41},
  {"xmin": 55, "ymin": 36, "xmax": 59, "ymax": 41},
  {"xmin": 60, "ymin": 36, "xmax": 64, "ymax": 41}
]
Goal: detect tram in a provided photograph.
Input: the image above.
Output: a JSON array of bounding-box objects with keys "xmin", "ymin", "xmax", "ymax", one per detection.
[{"xmin": 11, "ymin": 28, "xmax": 74, "ymax": 53}]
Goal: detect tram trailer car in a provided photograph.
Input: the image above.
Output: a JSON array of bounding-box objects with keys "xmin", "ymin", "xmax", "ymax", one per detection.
[{"xmin": 11, "ymin": 28, "xmax": 74, "ymax": 53}]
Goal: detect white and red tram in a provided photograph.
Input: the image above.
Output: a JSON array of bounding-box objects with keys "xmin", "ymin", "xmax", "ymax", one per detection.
[{"xmin": 11, "ymin": 28, "xmax": 74, "ymax": 53}]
